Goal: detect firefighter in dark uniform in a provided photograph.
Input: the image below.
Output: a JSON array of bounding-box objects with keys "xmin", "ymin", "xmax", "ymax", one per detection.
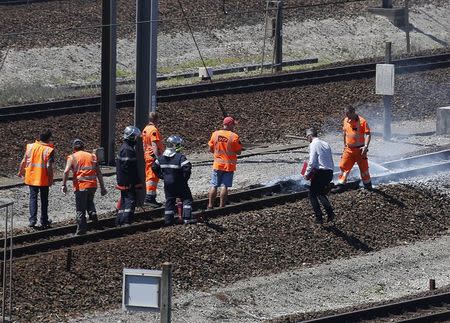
[
  {"xmin": 115, "ymin": 126, "xmax": 143, "ymax": 226},
  {"xmin": 152, "ymin": 135, "xmax": 194, "ymax": 225}
]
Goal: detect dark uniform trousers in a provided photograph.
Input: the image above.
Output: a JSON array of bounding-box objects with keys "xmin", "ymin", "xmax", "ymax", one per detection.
[
  {"xmin": 116, "ymin": 187, "xmax": 137, "ymax": 225},
  {"xmin": 309, "ymin": 169, "xmax": 335, "ymax": 222},
  {"xmin": 115, "ymin": 140, "xmax": 140, "ymax": 226},
  {"xmin": 153, "ymin": 151, "xmax": 193, "ymax": 225},
  {"xmin": 164, "ymin": 184, "xmax": 193, "ymax": 225}
]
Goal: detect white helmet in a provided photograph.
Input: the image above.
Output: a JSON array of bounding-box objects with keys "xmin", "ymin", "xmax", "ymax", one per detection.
[
  {"xmin": 166, "ymin": 135, "xmax": 183, "ymax": 152},
  {"xmin": 123, "ymin": 126, "xmax": 141, "ymax": 141}
]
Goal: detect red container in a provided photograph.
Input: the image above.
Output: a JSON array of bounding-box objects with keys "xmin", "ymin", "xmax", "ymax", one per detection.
[
  {"xmin": 300, "ymin": 161, "xmax": 308, "ymax": 176},
  {"xmin": 176, "ymin": 201, "xmax": 183, "ymax": 223}
]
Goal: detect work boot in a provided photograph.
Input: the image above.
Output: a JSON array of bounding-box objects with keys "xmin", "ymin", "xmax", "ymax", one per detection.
[
  {"xmin": 144, "ymin": 195, "xmax": 163, "ymax": 208},
  {"xmin": 326, "ymin": 212, "xmax": 335, "ymax": 223},
  {"xmin": 89, "ymin": 212, "xmax": 99, "ymax": 226},
  {"xmin": 314, "ymin": 215, "xmax": 324, "ymax": 225},
  {"xmin": 75, "ymin": 228, "xmax": 86, "ymax": 236},
  {"xmin": 331, "ymin": 184, "xmax": 345, "ymax": 193},
  {"xmin": 183, "ymin": 218, "xmax": 197, "ymax": 225},
  {"xmin": 364, "ymin": 182, "xmax": 373, "ymax": 190},
  {"xmin": 40, "ymin": 219, "xmax": 52, "ymax": 229}
]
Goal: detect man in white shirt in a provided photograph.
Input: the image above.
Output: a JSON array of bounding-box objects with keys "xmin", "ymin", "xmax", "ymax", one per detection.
[{"xmin": 303, "ymin": 128, "xmax": 335, "ymax": 224}]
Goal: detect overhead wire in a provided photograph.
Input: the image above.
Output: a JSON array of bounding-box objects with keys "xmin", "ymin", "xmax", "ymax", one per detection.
[{"xmin": 176, "ymin": 0, "xmax": 228, "ymax": 117}]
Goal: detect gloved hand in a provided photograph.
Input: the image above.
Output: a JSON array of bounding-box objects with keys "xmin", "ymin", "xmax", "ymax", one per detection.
[{"xmin": 100, "ymin": 187, "xmax": 107, "ymax": 196}]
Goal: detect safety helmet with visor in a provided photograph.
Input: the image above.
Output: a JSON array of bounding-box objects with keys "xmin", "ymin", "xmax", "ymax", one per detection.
[{"xmin": 123, "ymin": 126, "xmax": 141, "ymax": 142}]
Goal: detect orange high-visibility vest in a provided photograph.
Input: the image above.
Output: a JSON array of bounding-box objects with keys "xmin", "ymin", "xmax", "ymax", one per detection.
[
  {"xmin": 208, "ymin": 129, "xmax": 242, "ymax": 172},
  {"xmin": 142, "ymin": 123, "xmax": 164, "ymax": 160},
  {"xmin": 343, "ymin": 116, "xmax": 370, "ymax": 148},
  {"xmin": 24, "ymin": 141, "xmax": 54, "ymax": 186},
  {"xmin": 69, "ymin": 151, "xmax": 97, "ymax": 191}
]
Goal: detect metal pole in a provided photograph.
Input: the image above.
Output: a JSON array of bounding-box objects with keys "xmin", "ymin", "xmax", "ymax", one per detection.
[
  {"xmin": 259, "ymin": 1, "xmax": 271, "ymax": 74},
  {"xmin": 101, "ymin": 0, "xmax": 118, "ymax": 166},
  {"xmin": 8, "ymin": 206, "xmax": 13, "ymax": 321},
  {"xmin": 160, "ymin": 262, "xmax": 172, "ymax": 323},
  {"xmin": 382, "ymin": 0, "xmax": 392, "ymax": 8},
  {"xmin": 2, "ymin": 207, "xmax": 8, "ymax": 322},
  {"xmin": 135, "ymin": 0, "xmax": 158, "ymax": 206},
  {"xmin": 274, "ymin": 0, "xmax": 283, "ymax": 72},
  {"xmin": 405, "ymin": 0, "xmax": 411, "ymax": 54},
  {"xmin": 383, "ymin": 42, "xmax": 392, "ymax": 141},
  {"xmin": 135, "ymin": 0, "xmax": 158, "ymax": 127},
  {"xmin": 149, "ymin": 0, "xmax": 158, "ymax": 114}
]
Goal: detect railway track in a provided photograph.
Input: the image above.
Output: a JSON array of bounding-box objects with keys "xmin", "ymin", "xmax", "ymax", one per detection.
[
  {"xmin": 1, "ymin": 149, "xmax": 449, "ymax": 260},
  {"xmin": 303, "ymin": 291, "xmax": 450, "ymax": 322},
  {"xmin": 1, "ymin": 53, "xmax": 449, "ymax": 121}
]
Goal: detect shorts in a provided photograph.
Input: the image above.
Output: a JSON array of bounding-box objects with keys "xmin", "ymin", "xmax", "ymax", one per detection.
[{"xmin": 210, "ymin": 170, "xmax": 234, "ymax": 188}]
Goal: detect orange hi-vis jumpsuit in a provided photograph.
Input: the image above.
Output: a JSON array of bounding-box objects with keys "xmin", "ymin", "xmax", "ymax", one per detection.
[
  {"xmin": 69, "ymin": 151, "xmax": 98, "ymax": 191},
  {"xmin": 208, "ymin": 129, "xmax": 242, "ymax": 172},
  {"xmin": 24, "ymin": 140, "xmax": 54, "ymax": 186},
  {"xmin": 142, "ymin": 123, "xmax": 164, "ymax": 195},
  {"xmin": 338, "ymin": 115, "xmax": 372, "ymax": 186}
]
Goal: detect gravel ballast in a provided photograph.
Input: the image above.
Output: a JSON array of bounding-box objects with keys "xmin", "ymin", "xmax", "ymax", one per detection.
[{"xmin": 0, "ymin": 0, "xmax": 449, "ymax": 321}]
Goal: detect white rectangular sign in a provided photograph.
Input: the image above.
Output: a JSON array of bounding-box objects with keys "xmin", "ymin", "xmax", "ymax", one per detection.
[
  {"xmin": 376, "ymin": 64, "xmax": 395, "ymax": 95},
  {"xmin": 122, "ymin": 268, "xmax": 162, "ymax": 312}
]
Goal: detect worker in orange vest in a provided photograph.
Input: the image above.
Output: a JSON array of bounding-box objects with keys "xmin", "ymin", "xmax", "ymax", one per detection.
[
  {"xmin": 18, "ymin": 129, "xmax": 55, "ymax": 229},
  {"xmin": 142, "ymin": 112, "xmax": 164, "ymax": 207},
  {"xmin": 61, "ymin": 139, "xmax": 107, "ymax": 235},
  {"xmin": 207, "ymin": 116, "xmax": 242, "ymax": 209},
  {"xmin": 337, "ymin": 106, "xmax": 372, "ymax": 190}
]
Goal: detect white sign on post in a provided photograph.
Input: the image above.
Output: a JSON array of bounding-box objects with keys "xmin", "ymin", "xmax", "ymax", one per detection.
[
  {"xmin": 122, "ymin": 268, "xmax": 162, "ymax": 312},
  {"xmin": 376, "ymin": 64, "xmax": 395, "ymax": 95}
]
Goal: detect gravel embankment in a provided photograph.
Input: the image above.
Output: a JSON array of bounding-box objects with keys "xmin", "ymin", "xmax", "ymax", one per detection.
[{"xmin": 8, "ymin": 177, "xmax": 450, "ymax": 322}]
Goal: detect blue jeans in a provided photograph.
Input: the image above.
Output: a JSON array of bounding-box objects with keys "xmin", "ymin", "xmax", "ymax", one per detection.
[
  {"xmin": 210, "ymin": 170, "xmax": 234, "ymax": 188},
  {"xmin": 29, "ymin": 185, "xmax": 49, "ymax": 225}
]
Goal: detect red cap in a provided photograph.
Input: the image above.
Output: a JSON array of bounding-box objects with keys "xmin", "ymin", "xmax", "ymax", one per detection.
[{"xmin": 223, "ymin": 116, "xmax": 236, "ymax": 126}]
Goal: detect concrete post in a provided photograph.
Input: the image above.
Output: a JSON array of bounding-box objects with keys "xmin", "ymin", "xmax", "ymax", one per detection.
[{"xmin": 160, "ymin": 262, "xmax": 172, "ymax": 323}]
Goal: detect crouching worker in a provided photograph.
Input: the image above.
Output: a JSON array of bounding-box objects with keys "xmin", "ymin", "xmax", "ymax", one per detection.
[
  {"xmin": 62, "ymin": 139, "xmax": 107, "ymax": 235},
  {"xmin": 116, "ymin": 126, "xmax": 144, "ymax": 226},
  {"xmin": 152, "ymin": 135, "xmax": 194, "ymax": 225}
]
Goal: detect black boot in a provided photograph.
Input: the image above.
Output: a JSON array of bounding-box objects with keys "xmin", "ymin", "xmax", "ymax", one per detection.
[{"xmin": 144, "ymin": 195, "xmax": 163, "ymax": 208}]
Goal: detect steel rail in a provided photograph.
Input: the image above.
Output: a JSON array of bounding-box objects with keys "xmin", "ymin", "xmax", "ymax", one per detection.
[
  {"xmin": 302, "ymin": 291, "xmax": 450, "ymax": 322},
  {"xmin": 1, "ymin": 53, "xmax": 449, "ymax": 121},
  {"xmin": 0, "ymin": 149, "xmax": 449, "ymax": 259}
]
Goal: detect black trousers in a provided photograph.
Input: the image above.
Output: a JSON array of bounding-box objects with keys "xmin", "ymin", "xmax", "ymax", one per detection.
[
  {"xmin": 164, "ymin": 183, "xmax": 193, "ymax": 225},
  {"xmin": 116, "ymin": 188, "xmax": 136, "ymax": 225},
  {"xmin": 309, "ymin": 169, "xmax": 334, "ymax": 221}
]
